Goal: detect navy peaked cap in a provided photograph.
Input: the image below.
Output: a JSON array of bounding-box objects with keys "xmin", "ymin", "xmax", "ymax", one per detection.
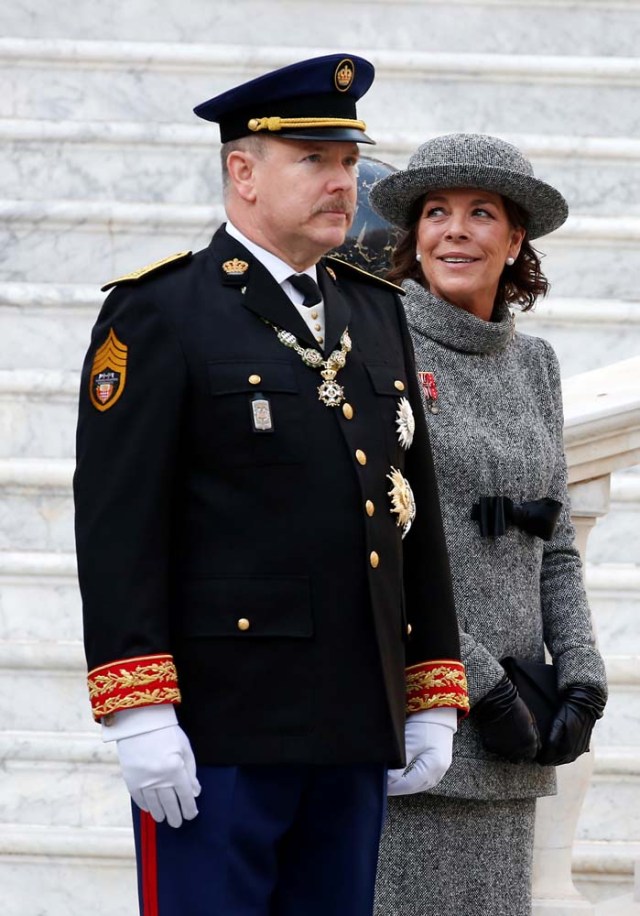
[{"xmin": 194, "ymin": 54, "xmax": 375, "ymax": 144}]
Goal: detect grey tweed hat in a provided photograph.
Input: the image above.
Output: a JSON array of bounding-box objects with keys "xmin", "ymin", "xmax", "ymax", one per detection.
[{"xmin": 369, "ymin": 133, "xmax": 568, "ymax": 240}]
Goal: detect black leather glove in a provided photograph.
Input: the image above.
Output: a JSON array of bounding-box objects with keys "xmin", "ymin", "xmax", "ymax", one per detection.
[
  {"xmin": 473, "ymin": 675, "xmax": 540, "ymax": 762},
  {"xmin": 537, "ymin": 684, "xmax": 606, "ymax": 767}
]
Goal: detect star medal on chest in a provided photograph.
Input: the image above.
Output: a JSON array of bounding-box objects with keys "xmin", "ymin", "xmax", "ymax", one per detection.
[
  {"xmin": 418, "ymin": 371, "xmax": 439, "ymax": 414},
  {"xmin": 268, "ymin": 324, "xmax": 352, "ymax": 407},
  {"xmin": 396, "ymin": 397, "xmax": 415, "ymax": 449},
  {"xmin": 387, "ymin": 467, "xmax": 416, "ymax": 539}
]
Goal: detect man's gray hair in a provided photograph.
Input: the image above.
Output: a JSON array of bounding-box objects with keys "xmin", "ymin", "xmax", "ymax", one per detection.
[{"xmin": 220, "ymin": 136, "xmax": 268, "ymax": 196}]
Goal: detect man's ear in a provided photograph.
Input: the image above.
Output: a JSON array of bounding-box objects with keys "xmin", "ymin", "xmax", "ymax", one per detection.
[{"xmin": 226, "ymin": 150, "xmax": 258, "ymax": 203}]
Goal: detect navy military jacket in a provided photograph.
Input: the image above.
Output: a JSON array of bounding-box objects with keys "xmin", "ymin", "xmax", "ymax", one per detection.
[{"xmin": 75, "ymin": 225, "xmax": 466, "ymax": 768}]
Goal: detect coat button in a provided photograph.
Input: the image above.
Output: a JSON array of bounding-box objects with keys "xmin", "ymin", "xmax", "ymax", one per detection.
[
  {"xmin": 365, "ymin": 500, "xmax": 375, "ymax": 517},
  {"xmin": 355, "ymin": 449, "xmax": 367, "ymax": 466},
  {"xmin": 406, "ymin": 623, "xmax": 412, "ymax": 636},
  {"xmin": 369, "ymin": 551, "xmax": 379, "ymax": 568},
  {"xmin": 248, "ymin": 374, "xmax": 261, "ymax": 385},
  {"xmin": 237, "ymin": 618, "xmax": 251, "ymax": 631},
  {"xmin": 342, "ymin": 403, "xmax": 354, "ymax": 420},
  {"xmin": 394, "ymin": 380, "xmax": 405, "ymax": 391}
]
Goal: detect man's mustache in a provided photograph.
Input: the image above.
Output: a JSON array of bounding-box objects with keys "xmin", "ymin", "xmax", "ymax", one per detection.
[{"xmin": 312, "ymin": 198, "xmax": 355, "ymax": 219}]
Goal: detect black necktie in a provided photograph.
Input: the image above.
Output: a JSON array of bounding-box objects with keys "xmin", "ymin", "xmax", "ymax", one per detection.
[{"xmin": 287, "ymin": 273, "xmax": 322, "ymax": 307}]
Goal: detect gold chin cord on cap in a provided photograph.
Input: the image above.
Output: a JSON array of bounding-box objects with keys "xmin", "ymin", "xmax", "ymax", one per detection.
[{"xmin": 247, "ymin": 116, "xmax": 367, "ymax": 133}]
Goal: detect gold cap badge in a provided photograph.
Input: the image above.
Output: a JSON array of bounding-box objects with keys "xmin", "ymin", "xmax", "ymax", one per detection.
[
  {"xmin": 222, "ymin": 258, "xmax": 249, "ymax": 276},
  {"xmin": 334, "ymin": 59, "xmax": 355, "ymax": 93},
  {"xmin": 89, "ymin": 328, "xmax": 128, "ymax": 412}
]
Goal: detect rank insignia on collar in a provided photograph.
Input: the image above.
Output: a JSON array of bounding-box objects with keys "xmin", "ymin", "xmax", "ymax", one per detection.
[
  {"xmin": 89, "ymin": 328, "xmax": 128, "ymax": 412},
  {"xmin": 222, "ymin": 258, "xmax": 249, "ymax": 276},
  {"xmin": 418, "ymin": 371, "xmax": 439, "ymax": 414},
  {"xmin": 325, "ymin": 266, "xmax": 337, "ymax": 282}
]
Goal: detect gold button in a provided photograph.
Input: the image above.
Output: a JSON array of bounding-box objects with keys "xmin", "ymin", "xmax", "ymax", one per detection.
[
  {"xmin": 342, "ymin": 403, "xmax": 354, "ymax": 420},
  {"xmin": 314, "ymin": 323, "xmax": 321, "ymax": 331},
  {"xmin": 369, "ymin": 551, "xmax": 379, "ymax": 568},
  {"xmin": 355, "ymin": 449, "xmax": 367, "ymax": 466},
  {"xmin": 394, "ymin": 380, "xmax": 405, "ymax": 391},
  {"xmin": 406, "ymin": 623, "xmax": 412, "ymax": 636},
  {"xmin": 311, "ymin": 311, "xmax": 318, "ymax": 320},
  {"xmin": 237, "ymin": 618, "xmax": 250, "ymax": 631},
  {"xmin": 365, "ymin": 500, "xmax": 375, "ymax": 517},
  {"xmin": 248, "ymin": 374, "xmax": 261, "ymax": 385},
  {"xmin": 317, "ymin": 336, "xmax": 324, "ymax": 344}
]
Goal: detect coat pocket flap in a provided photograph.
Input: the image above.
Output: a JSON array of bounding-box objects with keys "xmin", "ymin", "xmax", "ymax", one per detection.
[
  {"xmin": 180, "ymin": 576, "xmax": 312, "ymax": 638},
  {"xmin": 365, "ymin": 363, "xmax": 407, "ymax": 396},
  {"xmin": 208, "ymin": 360, "xmax": 298, "ymax": 396}
]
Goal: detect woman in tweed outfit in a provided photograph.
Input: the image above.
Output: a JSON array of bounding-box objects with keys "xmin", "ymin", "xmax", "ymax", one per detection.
[{"xmin": 369, "ymin": 134, "xmax": 607, "ymax": 916}]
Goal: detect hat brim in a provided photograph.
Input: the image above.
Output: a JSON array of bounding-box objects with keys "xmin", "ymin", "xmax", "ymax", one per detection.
[
  {"xmin": 276, "ymin": 127, "xmax": 375, "ymax": 144},
  {"xmin": 369, "ymin": 164, "xmax": 568, "ymax": 239}
]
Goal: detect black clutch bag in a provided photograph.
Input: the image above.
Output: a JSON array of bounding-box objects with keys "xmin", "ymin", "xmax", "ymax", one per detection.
[{"xmin": 500, "ymin": 656, "xmax": 559, "ymax": 743}]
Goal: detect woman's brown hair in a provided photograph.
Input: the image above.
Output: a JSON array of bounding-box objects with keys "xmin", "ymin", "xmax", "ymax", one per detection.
[{"xmin": 386, "ymin": 195, "xmax": 549, "ymax": 311}]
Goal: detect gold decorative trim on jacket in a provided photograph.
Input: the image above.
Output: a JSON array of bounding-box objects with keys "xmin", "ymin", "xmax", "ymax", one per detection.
[
  {"xmin": 405, "ymin": 659, "xmax": 469, "ymax": 715},
  {"xmin": 87, "ymin": 653, "xmax": 181, "ymax": 720}
]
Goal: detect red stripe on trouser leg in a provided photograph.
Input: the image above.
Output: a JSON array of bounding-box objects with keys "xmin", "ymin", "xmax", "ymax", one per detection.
[{"xmin": 140, "ymin": 811, "xmax": 159, "ymax": 916}]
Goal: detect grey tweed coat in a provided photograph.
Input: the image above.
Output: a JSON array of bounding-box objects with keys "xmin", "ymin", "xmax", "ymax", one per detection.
[{"xmin": 402, "ymin": 281, "xmax": 607, "ymax": 801}]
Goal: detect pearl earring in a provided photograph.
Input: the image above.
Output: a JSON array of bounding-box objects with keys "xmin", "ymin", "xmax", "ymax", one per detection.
[
  {"xmin": 416, "ymin": 251, "xmax": 422, "ymax": 262},
  {"xmin": 506, "ymin": 257, "xmax": 515, "ymax": 266}
]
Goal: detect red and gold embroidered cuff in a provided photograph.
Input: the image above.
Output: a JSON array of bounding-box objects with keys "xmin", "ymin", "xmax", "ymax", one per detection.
[
  {"xmin": 87, "ymin": 653, "xmax": 181, "ymax": 720},
  {"xmin": 405, "ymin": 659, "xmax": 469, "ymax": 716}
]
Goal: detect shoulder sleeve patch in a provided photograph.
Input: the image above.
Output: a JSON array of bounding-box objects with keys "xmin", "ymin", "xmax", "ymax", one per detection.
[
  {"xmin": 89, "ymin": 328, "xmax": 128, "ymax": 412},
  {"xmin": 325, "ymin": 256, "xmax": 405, "ymax": 295},
  {"xmin": 101, "ymin": 250, "xmax": 192, "ymax": 292}
]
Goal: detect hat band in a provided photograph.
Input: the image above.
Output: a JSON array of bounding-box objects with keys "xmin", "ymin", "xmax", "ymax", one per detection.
[{"xmin": 247, "ymin": 116, "xmax": 367, "ymax": 133}]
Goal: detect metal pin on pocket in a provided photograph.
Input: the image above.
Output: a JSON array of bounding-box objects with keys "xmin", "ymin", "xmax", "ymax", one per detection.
[{"xmin": 250, "ymin": 393, "xmax": 274, "ymax": 433}]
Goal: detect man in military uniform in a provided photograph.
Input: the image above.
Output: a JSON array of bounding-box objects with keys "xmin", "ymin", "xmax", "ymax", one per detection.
[{"xmin": 75, "ymin": 54, "xmax": 468, "ymax": 916}]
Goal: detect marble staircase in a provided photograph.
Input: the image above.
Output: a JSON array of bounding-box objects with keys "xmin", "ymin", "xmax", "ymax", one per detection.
[{"xmin": 1, "ymin": 1, "xmax": 639, "ymax": 913}]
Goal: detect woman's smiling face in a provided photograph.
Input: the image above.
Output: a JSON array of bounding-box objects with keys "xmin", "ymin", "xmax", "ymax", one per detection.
[{"xmin": 416, "ymin": 188, "xmax": 524, "ymax": 319}]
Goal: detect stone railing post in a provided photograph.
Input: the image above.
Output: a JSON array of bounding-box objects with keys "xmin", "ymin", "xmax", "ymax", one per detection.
[{"xmin": 532, "ymin": 476, "xmax": 610, "ymax": 915}]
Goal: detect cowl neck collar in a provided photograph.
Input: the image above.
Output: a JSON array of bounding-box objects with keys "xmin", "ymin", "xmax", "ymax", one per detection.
[{"xmin": 402, "ymin": 279, "xmax": 514, "ymax": 355}]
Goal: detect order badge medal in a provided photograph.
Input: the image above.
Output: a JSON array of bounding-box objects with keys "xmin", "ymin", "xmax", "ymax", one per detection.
[
  {"xmin": 396, "ymin": 397, "xmax": 415, "ymax": 449},
  {"xmin": 89, "ymin": 328, "xmax": 128, "ymax": 412},
  {"xmin": 418, "ymin": 371, "xmax": 439, "ymax": 414},
  {"xmin": 387, "ymin": 467, "xmax": 416, "ymax": 539}
]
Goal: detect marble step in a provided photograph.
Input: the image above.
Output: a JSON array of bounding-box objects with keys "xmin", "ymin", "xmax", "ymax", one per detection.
[
  {"xmin": 1, "ymin": 456, "xmax": 639, "ymax": 559},
  {"xmin": 0, "ymin": 342, "xmax": 640, "ymax": 458},
  {"xmin": 5, "ymin": 0, "xmax": 640, "ymax": 56},
  {"xmin": 0, "ymin": 732, "xmax": 128, "ymax": 829},
  {"xmin": 0, "ymin": 824, "xmax": 136, "ymax": 916},
  {"xmin": 517, "ymin": 302, "xmax": 640, "ymax": 378},
  {"xmin": 1, "ymin": 548, "xmax": 635, "ymax": 651},
  {"xmin": 0, "ymin": 633, "xmax": 637, "ymax": 738},
  {"xmin": 4, "ymin": 119, "xmax": 640, "ymax": 215},
  {"xmin": 2, "ymin": 40, "xmax": 640, "ymax": 139},
  {"xmin": 0, "ymin": 371, "xmax": 78, "ymax": 459},
  {"xmin": 4, "ymin": 827, "xmax": 632, "ymax": 916},
  {"xmin": 2, "ymin": 279, "xmax": 639, "ymax": 374},
  {"xmin": 0, "ymin": 728, "xmax": 636, "ymax": 837},
  {"xmin": 0, "ymin": 552, "xmax": 82, "ymax": 643},
  {"xmin": 0, "ymin": 459, "xmax": 75, "ymax": 552},
  {"xmin": 2, "ymin": 199, "xmax": 640, "ymax": 298}
]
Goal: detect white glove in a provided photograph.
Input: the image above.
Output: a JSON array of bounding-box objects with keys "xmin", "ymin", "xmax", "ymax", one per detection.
[
  {"xmin": 387, "ymin": 708, "xmax": 457, "ymax": 796},
  {"xmin": 116, "ymin": 724, "xmax": 201, "ymax": 828}
]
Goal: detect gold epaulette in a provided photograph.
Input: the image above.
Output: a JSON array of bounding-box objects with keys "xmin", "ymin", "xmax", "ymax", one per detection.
[
  {"xmin": 101, "ymin": 250, "xmax": 192, "ymax": 292},
  {"xmin": 325, "ymin": 256, "xmax": 405, "ymax": 294}
]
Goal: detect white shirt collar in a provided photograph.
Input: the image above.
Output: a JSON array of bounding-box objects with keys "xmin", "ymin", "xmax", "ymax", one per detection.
[{"xmin": 225, "ymin": 220, "xmax": 318, "ymax": 286}]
